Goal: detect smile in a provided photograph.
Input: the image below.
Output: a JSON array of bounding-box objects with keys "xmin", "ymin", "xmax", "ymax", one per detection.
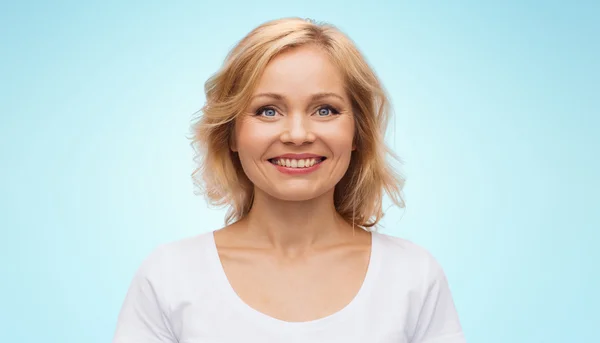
[
  {"xmin": 267, "ymin": 155, "xmax": 327, "ymax": 175},
  {"xmin": 268, "ymin": 157, "xmax": 326, "ymax": 168}
]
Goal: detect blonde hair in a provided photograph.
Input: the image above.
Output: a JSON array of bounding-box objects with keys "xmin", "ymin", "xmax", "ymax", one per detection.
[{"xmin": 190, "ymin": 17, "xmax": 405, "ymax": 229}]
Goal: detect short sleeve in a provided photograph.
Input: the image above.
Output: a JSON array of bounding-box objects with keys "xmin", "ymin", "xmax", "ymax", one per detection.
[
  {"xmin": 113, "ymin": 247, "xmax": 177, "ymax": 343},
  {"xmin": 410, "ymin": 256, "xmax": 466, "ymax": 343}
]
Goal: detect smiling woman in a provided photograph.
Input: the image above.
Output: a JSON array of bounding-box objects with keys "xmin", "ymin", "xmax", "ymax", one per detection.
[
  {"xmin": 112, "ymin": 17, "xmax": 465, "ymax": 343},
  {"xmin": 231, "ymin": 45, "xmax": 358, "ymax": 205}
]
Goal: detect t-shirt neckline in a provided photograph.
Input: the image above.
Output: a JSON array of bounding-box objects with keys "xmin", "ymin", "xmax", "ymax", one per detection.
[{"xmin": 206, "ymin": 229, "xmax": 381, "ymax": 332}]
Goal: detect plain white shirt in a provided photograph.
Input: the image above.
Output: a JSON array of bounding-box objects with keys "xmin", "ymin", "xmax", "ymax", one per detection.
[{"xmin": 113, "ymin": 230, "xmax": 466, "ymax": 343}]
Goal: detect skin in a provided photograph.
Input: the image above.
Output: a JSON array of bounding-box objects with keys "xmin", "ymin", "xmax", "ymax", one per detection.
[{"xmin": 214, "ymin": 44, "xmax": 372, "ymax": 322}]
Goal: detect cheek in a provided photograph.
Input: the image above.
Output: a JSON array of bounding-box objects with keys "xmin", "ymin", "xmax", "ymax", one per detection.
[
  {"xmin": 234, "ymin": 120, "xmax": 275, "ymax": 160},
  {"xmin": 236, "ymin": 120, "xmax": 259, "ymax": 143},
  {"xmin": 320, "ymin": 118, "xmax": 355, "ymax": 152}
]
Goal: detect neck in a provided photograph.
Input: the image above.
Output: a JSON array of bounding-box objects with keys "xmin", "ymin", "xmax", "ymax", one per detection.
[{"xmin": 236, "ymin": 187, "xmax": 357, "ymax": 255}]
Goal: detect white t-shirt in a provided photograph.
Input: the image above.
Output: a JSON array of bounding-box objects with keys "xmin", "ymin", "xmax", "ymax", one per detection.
[{"xmin": 113, "ymin": 230, "xmax": 466, "ymax": 343}]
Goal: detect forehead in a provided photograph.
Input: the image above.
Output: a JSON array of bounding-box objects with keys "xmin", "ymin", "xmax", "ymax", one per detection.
[{"xmin": 253, "ymin": 45, "xmax": 347, "ymax": 99}]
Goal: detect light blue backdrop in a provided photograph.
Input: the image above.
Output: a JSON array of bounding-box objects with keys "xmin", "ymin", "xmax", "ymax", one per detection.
[{"xmin": 1, "ymin": 1, "xmax": 598, "ymax": 342}]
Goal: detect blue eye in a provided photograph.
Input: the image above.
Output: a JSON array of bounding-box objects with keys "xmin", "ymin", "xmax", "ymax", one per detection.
[
  {"xmin": 318, "ymin": 108, "xmax": 331, "ymax": 116},
  {"xmin": 316, "ymin": 105, "xmax": 340, "ymax": 117},
  {"xmin": 256, "ymin": 107, "xmax": 277, "ymax": 117}
]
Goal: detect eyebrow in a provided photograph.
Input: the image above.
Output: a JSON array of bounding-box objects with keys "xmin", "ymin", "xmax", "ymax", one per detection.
[{"xmin": 251, "ymin": 92, "xmax": 345, "ymax": 101}]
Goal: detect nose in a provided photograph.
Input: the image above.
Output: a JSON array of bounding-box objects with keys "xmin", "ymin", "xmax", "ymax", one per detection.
[{"xmin": 280, "ymin": 113, "xmax": 316, "ymax": 145}]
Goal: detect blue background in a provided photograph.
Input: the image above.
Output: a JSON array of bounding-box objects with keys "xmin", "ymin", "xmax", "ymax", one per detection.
[{"xmin": 1, "ymin": 1, "xmax": 598, "ymax": 342}]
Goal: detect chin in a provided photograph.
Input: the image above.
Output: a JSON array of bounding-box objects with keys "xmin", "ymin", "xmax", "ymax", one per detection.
[
  {"xmin": 264, "ymin": 184, "xmax": 331, "ymax": 202},
  {"xmin": 271, "ymin": 193, "xmax": 318, "ymax": 202}
]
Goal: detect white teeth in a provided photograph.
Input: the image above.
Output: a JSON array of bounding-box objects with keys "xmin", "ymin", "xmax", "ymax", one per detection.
[{"xmin": 273, "ymin": 158, "xmax": 321, "ymax": 168}]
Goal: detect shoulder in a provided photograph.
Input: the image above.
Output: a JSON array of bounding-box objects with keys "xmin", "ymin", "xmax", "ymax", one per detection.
[
  {"xmin": 372, "ymin": 231, "xmax": 448, "ymax": 288},
  {"xmin": 374, "ymin": 231, "xmax": 441, "ymax": 266},
  {"xmin": 372, "ymin": 233, "xmax": 466, "ymax": 341},
  {"xmin": 135, "ymin": 231, "xmax": 216, "ymax": 283}
]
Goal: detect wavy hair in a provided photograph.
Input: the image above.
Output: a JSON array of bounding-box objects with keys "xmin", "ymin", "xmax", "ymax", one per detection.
[{"xmin": 190, "ymin": 17, "xmax": 405, "ymax": 229}]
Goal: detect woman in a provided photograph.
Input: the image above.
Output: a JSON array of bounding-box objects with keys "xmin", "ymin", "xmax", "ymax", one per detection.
[{"xmin": 113, "ymin": 17, "xmax": 465, "ymax": 343}]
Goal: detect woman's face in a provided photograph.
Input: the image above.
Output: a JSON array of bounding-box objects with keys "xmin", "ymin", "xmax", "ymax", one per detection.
[{"xmin": 232, "ymin": 44, "xmax": 355, "ymax": 202}]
